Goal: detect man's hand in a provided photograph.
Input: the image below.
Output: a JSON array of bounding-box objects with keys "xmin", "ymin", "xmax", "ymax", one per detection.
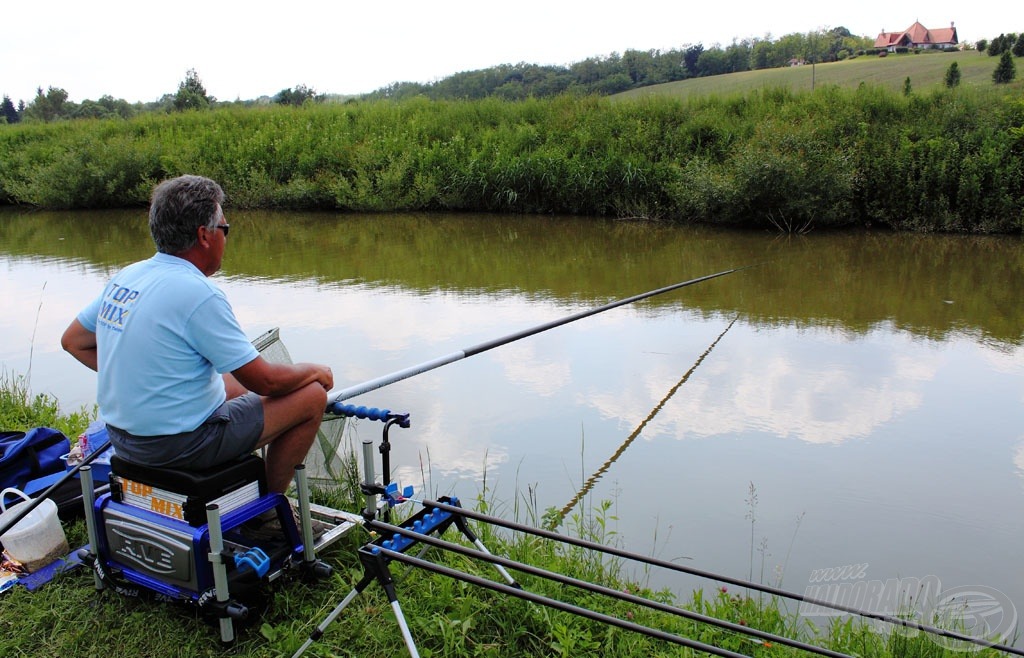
[{"xmin": 232, "ymin": 357, "xmax": 333, "ymax": 397}]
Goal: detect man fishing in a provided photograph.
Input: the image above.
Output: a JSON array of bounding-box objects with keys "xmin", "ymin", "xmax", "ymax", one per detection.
[{"xmin": 60, "ymin": 174, "xmax": 332, "ymax": 535}]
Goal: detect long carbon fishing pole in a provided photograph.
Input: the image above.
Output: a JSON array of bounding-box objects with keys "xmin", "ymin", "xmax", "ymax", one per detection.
[
  {"xmin": 327, "ymin": 266, "xmax": 753, "ymax": 404},
  {"xmin": 378, "ymin": 546, "xmax": 754, "ymax": 658},
  {"xmin": 369, "ymin": 518, "xmax": 855, "ymax": 658},
  {"xmin": 419, "ymin": 498, "xmax": 1024, "ymax": 656}
]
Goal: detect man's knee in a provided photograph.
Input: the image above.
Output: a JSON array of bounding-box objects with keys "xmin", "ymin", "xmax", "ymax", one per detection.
[
  {"xmin": 259, "ymin": 383, "xmax": 328, "ymax": 444},
  {"xmin": 301, "ymin": 382, "xmax": 328, "ymax": 418}
]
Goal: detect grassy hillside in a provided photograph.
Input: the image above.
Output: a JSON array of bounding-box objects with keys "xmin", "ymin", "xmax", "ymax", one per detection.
[{"xmin": 615, "ymin": 50, "xmax": 1017, "ymax": 100}]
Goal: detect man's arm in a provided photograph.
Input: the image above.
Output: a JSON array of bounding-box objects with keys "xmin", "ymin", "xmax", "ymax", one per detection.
[
  {"xmin": 61, "ymin": 319, "xmax": 98, "ymax": 371},
  {"xmin": 231, "ymin": 356, "xmax": 333, "ymax": 397}
]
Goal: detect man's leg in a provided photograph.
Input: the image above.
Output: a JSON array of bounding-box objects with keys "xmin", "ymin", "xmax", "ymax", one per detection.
[{"xmin": 254, "ymin": 382, "xmax": 328, "ymax": 493}]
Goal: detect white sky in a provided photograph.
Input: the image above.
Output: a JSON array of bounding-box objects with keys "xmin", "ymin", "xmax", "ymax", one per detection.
[{"xmin": 2, "ymin": 1, "xmax": 1000, "ymax": 104}]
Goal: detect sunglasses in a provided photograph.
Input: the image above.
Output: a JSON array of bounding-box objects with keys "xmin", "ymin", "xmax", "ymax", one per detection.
[{"xmin": 214, "ymin": 223, "xmax": 230, "ymax": 237}]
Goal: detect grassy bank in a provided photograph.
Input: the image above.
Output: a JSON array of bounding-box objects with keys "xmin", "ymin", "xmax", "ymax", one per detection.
[
  {"xmin": 1, "ymin": 84, "xmax": 1022, "ymax": 233},
  {"xmin": 615, "ymin": 50, "xmax": 1013, "ymax": 100},
  {"xmin": 0, "ymin": 374, "xmax": 1016, "ymax": 656}
]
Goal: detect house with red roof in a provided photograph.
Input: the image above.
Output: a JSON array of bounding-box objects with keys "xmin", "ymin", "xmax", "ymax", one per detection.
[{"xmin": 874, "ymin": 21, "xmax": 958, "ymax": 52}]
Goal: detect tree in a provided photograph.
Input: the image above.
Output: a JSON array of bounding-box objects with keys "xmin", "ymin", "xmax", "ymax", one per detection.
[
  {"xmin": 71, "ymin": 95, "xmax": 135, "ymax": 119},
  {"xmin": 993, "ymin": 51, "xmax": 1016, "ymax": 84},
  {"xmin": 723, "ymin": 39, "xmax": 753, "ymax": 74},
  {"xmin": 173, "ymin": 69, "xmax": 214, "ymax": 111},
  {"xmin": 944, "ymin": 62, "xmax": 961, "ymax": 88},
  {"xmin": 988, "ymin": 34, "xmax": 1009, "ymax": 56},
  {"xmin": 273, "ymin": 84, "xmax": 319, "ymax": 106},
  {"xmin": 804, "ymin": 29, "xmax": 829, "ymax": 64},
  {"xmin": 774, "ymin": 33, "xmax": 809, "ymax": 66},
  {"xmin": 1014, "ymin": 33, "xmax": 1024, "ymax": 57},
  {"xmin": 1, "ymin": 94, "xmax": 18, "ymax": 124},
  {"xmin": 976, "ymin": 39, "xmax": 988, "ymax": 53},
  {"xmin": 750, "ymin": 39, "xmax": 773, "ymax": 70},
  {"xmin": 682, "ymin": 44, "xmax": 705, "ymax": 77},
  {"xmin": 695, "ymin": 47, "xmax": 731, "ymax": 77},
  {"xmin": 23, "ymin": 86, "xmax": 73, "ymax": 122},
  {"xmin": 902, "ymin": 76, "xmax": 913, "ymax": 95}
]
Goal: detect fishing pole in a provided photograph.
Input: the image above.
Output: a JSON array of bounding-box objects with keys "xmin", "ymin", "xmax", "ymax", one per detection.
[
  {"xmin": 327, "ymin": 266, "xmax": 755, "ymax": 404},
  {"xmin": 368, "ymin": 518, "xmax": 855, "ymax": 658},
  {"xmin": 421, "ymin": 498, "xmax": 1024, "ymax": 656}
]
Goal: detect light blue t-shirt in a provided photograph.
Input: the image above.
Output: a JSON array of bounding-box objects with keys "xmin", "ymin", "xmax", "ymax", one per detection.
[{"xmin": 78, "ymin": 253, "xmax": 259, "ymax": 436}]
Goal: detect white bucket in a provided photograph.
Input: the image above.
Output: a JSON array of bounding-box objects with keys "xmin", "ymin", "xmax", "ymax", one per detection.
[{"xmin": 0, "ymin": 488, "xmax": 69, "ymax": 573}]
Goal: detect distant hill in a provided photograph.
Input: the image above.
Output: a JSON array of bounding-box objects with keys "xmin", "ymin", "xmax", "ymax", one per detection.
[{"xmin": 613, "ymin": 50, "xmax": 1009, "ymax": 99}]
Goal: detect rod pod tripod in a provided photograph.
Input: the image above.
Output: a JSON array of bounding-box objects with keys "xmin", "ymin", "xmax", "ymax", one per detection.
[{"xmin": 291, "ymin": 423, "xmax": 518, "ymax": 658}]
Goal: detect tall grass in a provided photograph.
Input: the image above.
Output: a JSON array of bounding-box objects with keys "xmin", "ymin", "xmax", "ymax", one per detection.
[
  {"xmin": 1, "ymin": 86, "xmax": 1022, "ymax": 232},
  {"xmin": 0, "ymin": 370, "xmax": 94, "ymax": 438}
]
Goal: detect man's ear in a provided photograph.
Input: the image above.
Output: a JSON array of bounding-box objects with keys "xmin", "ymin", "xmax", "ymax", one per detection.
[{"xmin": 197, "ymin": 224, "xmax": 212, "ymax": 247}]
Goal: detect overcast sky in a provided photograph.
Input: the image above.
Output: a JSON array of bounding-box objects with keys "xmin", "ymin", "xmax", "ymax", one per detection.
[{"xmin": 3, "ymin": 1, "xmax": 1001, "ymax": 104}]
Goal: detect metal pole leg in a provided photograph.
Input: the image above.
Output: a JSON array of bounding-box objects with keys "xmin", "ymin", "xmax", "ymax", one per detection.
[
  {"xmin": 368, "ymin": 549, "xmax": 421, "ymax": 658},
  {"xmin": 361, "ymin": 438, "xmax": 377, "ymax": 520},
  {"xmin": 206, "ymin": 503, "xmax": 235, "ymax": 645},
  {"xmin": 390, "ymin": 598, "xmax": 421, "ymax": 658},
  {"xmin": 80, "ymin": 465, "xmax": 104, "ymax": 591},
  {"xmin": 294, "ymin": 464, "xmax": 316, "ymax": 563},
  {"xmin": 291, "ymin": 575, "xmax": 373, "ymax": 658}
]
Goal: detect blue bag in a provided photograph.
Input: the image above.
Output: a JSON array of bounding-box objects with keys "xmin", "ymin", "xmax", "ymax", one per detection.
[{"xmin": 0, "ymin": 428, "xmax": 71, "ymax": 491}]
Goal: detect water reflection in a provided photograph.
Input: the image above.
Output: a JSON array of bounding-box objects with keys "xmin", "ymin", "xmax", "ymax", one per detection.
[{"xmin": 1, "ymin": 209, "xmax": 1023, "ymax": 622}]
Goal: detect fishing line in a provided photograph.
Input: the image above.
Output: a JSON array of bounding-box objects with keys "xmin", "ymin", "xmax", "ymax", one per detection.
[{"xmin": 553, "ymin": 316, "xmax": 738, "ymax": 526}]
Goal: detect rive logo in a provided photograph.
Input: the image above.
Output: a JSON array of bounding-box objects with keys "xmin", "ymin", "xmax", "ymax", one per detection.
[
  {"xmin": 115, "ymin": 531, "xmax": 176, "ymax": 574},
  {"xmin": 97, "ymin": 282, "xmax": 140, "ymax": 332}
]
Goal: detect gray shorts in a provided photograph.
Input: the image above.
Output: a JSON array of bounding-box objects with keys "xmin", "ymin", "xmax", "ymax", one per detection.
[{"xmin": 106, "ymin": 393, "xmax": 264, "ymax": 470}]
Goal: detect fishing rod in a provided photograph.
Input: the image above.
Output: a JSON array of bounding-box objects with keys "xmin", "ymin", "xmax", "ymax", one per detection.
[
  {"xmin": 420, "ymin": 498, "xmax": 1024, "ymax": 656},
  {"xmin": 3, "ymin": 269, "xmax": 746, "ymax": 578},
  {"xmin": 327, "ymin": 266, "xmax": 755, "ymax": 404},
  {"xmin": 369, "ymin": 519, "xmax": 855, "ymax": 658},
  {"xmin": 552, "ymin": 316, "xmax": 737, "ymax": 526}
]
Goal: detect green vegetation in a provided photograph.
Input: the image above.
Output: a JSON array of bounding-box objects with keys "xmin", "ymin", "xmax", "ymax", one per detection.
[
  {"xmin": 0, "ymin": 371, "xmax": 93, "ymax": 438},
  {"xmin": 614, "ymin": 50, "xmax": 1014, "ymax": 99},
  {"xmin": 368, "ymin": 27, "xmax": 873, "ymax": 101},
  {"xmin": 2, "ymin": 77, "xmax": 1023, "ymax": 232},
  {"xmin": 994, "ymin": 51, "xmax": 1018, "ymax": 83},
  {"xmin": 1, "ymin": 376, "xmax": 1016, "ymax": 657},
  {"xmin": 944, "ymin": 62, "xmax": 961, "ymax": 88},
  {"xmin": 0, "ymin": 27, "xmax": 874, "ymax": 120}
]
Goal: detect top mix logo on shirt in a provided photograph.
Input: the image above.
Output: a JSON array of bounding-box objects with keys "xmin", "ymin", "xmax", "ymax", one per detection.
[{"xmin": 98, "ymin": 282, "xmax": 141, "ymax": 333}]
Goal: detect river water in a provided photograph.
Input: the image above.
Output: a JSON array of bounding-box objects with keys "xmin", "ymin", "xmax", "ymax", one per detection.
[{"xmin": 2, "ymin": 209, "xmax": 1022, "ymax": 640}]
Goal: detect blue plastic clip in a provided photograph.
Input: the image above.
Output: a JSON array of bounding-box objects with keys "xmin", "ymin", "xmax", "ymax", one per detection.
[
  {"xmin": 234, "ymin": 546, "xmax": 270, "ymax": 578},
  {"xmin": 384, "ymin": 482, "xmax": 415, "ymax": 507}
]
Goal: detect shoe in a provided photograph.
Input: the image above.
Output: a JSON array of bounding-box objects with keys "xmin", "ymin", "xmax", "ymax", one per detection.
[{"xmin": 242, "ymin": 505, "xmax": 330, "ymax": 542}]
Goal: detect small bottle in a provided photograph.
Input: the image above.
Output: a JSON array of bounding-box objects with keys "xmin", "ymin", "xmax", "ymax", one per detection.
[{"xmin": 67, "ymin": 444, "xmax": 84, "ymax": 467}]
